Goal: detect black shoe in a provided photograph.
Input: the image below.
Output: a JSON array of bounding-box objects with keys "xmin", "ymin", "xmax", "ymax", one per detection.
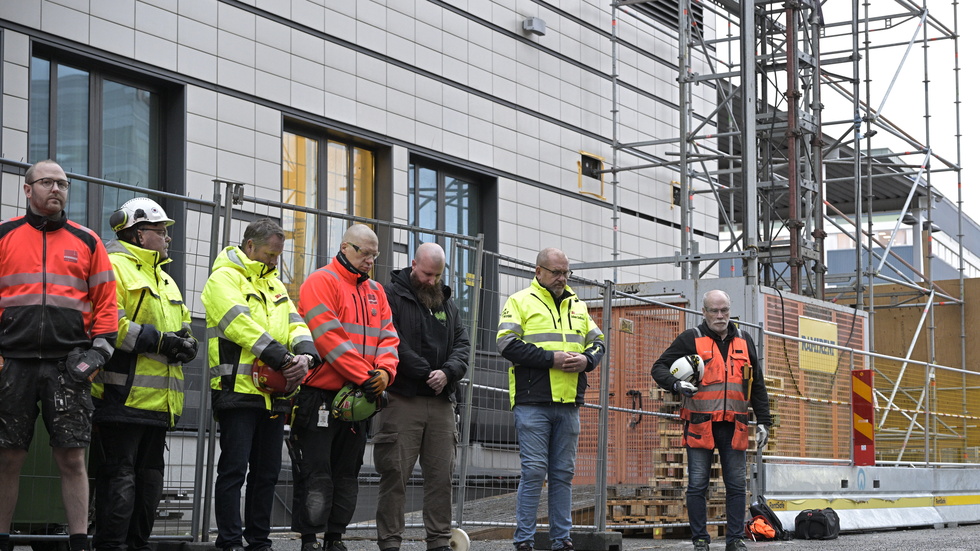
[
  {"xmin": 326, "ymin": 542, "xmax": 347, "ymax": 551},
  {"xmin": 428, "ymin": 547, "xmax": 452, "ymax": 551},
  {"xmin": 381, "ymin": 548, "xmax": 399, "ymax": 551},
  {"xmin": 693, "ymin": 539, "xmax": 710, "ymax": 551},
  {"xmin": 301, "ymin": 543, "xmax": 322, "ymax": 551},
  {"xmin": 724, "ymin": 540, "xmax": 746, "ymax": 551},
  {"xmin": 553, "ymin": 540, "xmax": 574, "ymax": 551},
  {"xmin": 515, "ymin": 542, "xmax": 533, "ymax": 551},
  {"xmin": 223, "ymin": 546, "xmax": 246, "ymax": 551}
]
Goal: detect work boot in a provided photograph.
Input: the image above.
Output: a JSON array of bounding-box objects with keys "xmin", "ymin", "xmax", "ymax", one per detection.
[
  {"xmin": 693, "ymin": 539, "xmax": 710, "ymax": 551},
  {"xmin": 326, "ymin": 541, "xmax": 348, "ymax": 551},
  {"xmin": 724, "ymin": 540, "xmax": 747, "ymax": 551},
  {"xmin": 301, "ymin": 543, "xmax": 322, "ymax": 551}
]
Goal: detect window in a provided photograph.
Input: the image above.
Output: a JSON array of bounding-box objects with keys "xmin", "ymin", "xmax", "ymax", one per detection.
[
  {"xmin": 282, "ymin": 130, "xmax": 375, "ymax": 297},
  {"xmin": 29, "ymin": 54, "xmax": 167, "ymax": 236},
  {"xmin": 408, "ymin": 158, "xmax": 487, "ymax": 319}
]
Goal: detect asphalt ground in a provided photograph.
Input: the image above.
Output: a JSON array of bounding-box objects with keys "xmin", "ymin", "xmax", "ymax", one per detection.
[
  {"xmin": 307, "ymin": 524, "xmax": 980, "ymax": 551},
  {"xmin": 262, "ymin": 523, "xmax": 980, "ymax": 551},
  {"xmin": 13, "ymin": 522, "xmax": 980, "ymax": 551}
]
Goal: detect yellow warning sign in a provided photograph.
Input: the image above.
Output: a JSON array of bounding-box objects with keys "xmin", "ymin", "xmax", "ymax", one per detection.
[{"xmin": 799, "ymin": 316, "xmax": 839, "ymax": 373}]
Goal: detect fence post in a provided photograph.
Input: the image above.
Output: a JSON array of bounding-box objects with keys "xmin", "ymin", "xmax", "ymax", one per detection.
[
  {"xmin": 593, "ymin": 280, "xmax": 614, "ymax": 531},
  {"xmin": 454, "ymin": 234, "xmax": 485, "ymax": 529},
  {"xmin": 191, "ymin": 179, "xmax": 226, "ymax": 541}
]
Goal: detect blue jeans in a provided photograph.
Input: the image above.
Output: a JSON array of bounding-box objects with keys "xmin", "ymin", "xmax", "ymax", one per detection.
[
  {"xmin": 214, "ymin": 408, "xmax": 285, "ymax": 550},
  {"xmin": 513, "ymin": 404, "xmax": 580, "ymax": 548},
  {"xmin": 686, "ymin": 421, "xmax": 746, "ymax": 544}
]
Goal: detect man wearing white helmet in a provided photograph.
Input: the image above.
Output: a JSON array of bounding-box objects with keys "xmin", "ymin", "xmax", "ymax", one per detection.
[
  {"xmin": 651, "ymin": 290, "xmax": 771, "ymax": 551},
  {"xmin": 91, "ymin": 197, "xmax": 198, "ymax": 551}
]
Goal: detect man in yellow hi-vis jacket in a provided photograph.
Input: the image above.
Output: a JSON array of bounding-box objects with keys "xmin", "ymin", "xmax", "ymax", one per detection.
[
  {"xmin": 92, "ymin": 197, "xmax": 197, "ymax": 551},
  {"xmin": 202, "ymin": 218, "xmax": 319, "ymax": 551},
  {"xmin": 496, "ymin": 247, "xmax": 604, "ymax": 551}
]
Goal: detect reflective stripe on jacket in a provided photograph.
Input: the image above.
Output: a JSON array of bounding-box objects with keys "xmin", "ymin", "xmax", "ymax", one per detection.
[
  {"xmin": 92, "ymin": 240, "xmax": 190, "ymax": 427},
  {"xmin": 299, "ymin": 255, "xmax": 399, "ymax": 391},
  {"xmin": 496, "ymin": 278, "xmax": 604, "ymax": 407},
  {"xmin": 0, "ymin": 210, "xmax": 117, "ymax": 358},
  {"xmin": 202, "ymin": 246, "xmax": 317, "ymax": 411},
  {"xmin": 681, "ymin": 328, "xmax": 751, "ymax": 450}
]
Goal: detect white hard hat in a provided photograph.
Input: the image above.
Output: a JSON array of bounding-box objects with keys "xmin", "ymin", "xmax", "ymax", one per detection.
[
  {"xmin": 109, "ymin": 197, "xmax": 174, "ymax": 232},
  {"xmin": 670, "ymin": 354, "xmax": 704, "ymax": 384}
]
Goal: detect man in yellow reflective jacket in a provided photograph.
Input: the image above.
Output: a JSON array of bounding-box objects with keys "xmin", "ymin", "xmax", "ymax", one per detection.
[
  {"xmin": 203, "ymin": 219, "xmax": 319, "ymax": 551},
  {"xmin": 92, "ymin": 198, "xmax": 197, "ymax": 551},
  {"xmin": 496, "ymin": 248, "xmax": 604, "ymax": 551}
]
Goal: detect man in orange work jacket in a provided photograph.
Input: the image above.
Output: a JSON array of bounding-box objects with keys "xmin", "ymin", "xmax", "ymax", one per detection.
[
  {"xmin": 292, "ymin": 223, "xmax": 399, "ymax": 551},
  {"xmin": 651, "ymin": 290, "xmax": 771, "ymax": 551},
  {"xmin": 0, "ymin": 160, "xmax": 118, "ymax": 551}
]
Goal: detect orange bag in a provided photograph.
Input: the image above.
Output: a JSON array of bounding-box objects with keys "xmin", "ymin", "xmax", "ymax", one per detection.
[{"xmin": 745, "ymin": 515, "xmax": 777, "ymax": 540}]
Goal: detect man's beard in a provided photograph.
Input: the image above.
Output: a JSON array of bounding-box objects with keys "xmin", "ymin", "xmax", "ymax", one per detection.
[{"xmin": 411, "ymin": 272, "xmax": 446, "ymax": 310}]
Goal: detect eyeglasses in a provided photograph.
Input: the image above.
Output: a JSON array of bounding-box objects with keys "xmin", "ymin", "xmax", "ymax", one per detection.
[
  {"xmin": 346, "ymin": 242, "xmax": 380, "ymax": 259},
  {"xmin": 140, "ymin": 227, "xmax": 169, "ymax": 238},
  {"xmin": 705, "ymin": 307, "xmax": 730, "ymax": 315},
  {"xmin": 28, "ymin": 177, "xmax": 71, "ymax": 191},
  {"xmin": 538, "ymin": 265, "xmax": 573, "ymax": 278}
]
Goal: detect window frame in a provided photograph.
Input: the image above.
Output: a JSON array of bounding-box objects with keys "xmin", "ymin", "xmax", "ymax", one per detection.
[
  {"xmin": 27, "ymin": 43, "xmax": 186, "ymax": 285},
  {"xmin": 281, "ymin": 124, "xmax": 385, "ymax": 294},
  {"xmin": 28, "ymin": 44, "xmax": 184, "ymax": 238},
  {"xmin": 407, "ymin": 155, "xmax": 498, "ymax": 346}
]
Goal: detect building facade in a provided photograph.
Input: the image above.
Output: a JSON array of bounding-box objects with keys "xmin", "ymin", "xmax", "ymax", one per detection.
[{"xmin": 0, "ymin": 1, "xmax": 719, "ymax": 312}]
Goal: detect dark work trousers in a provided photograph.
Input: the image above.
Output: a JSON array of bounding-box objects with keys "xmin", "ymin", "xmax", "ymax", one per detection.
[
  {"xmin": 214, "ymin": 408, "xmax": 285, "ymax": 550},
  {"xmin": 290, "ymin": 387, "xmax": 367, "ymax": 538},
  {"xmin": 92, "ymin": 422, "xmax": 167, "ymax": 551}
]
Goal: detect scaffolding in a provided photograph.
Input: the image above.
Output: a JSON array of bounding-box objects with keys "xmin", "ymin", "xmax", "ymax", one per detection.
[{"xmin": 607, "ymin": 0, "xmax": 965, "ymax": 458}]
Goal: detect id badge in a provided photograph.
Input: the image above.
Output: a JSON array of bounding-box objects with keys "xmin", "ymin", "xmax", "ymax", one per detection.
[{"xmin": 317, "ymin": 404, "xmax": 330, "ymax": 427}]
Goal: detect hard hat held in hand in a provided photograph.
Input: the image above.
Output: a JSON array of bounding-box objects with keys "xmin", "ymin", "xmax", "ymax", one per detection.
[
  {"xmin": 670, "ymin": 354, "xmax": 704, "ymax": 384},
  {"xmin": 251, "ymin": 359, "xmax": 289, "ymax": 393},
  {"xmin": 109, "ymin": 197, "xmax": 174, "ymax": 232},
  {"xmin": 331, "ymin": 381, "xmax": 386, "ymax": 422}
]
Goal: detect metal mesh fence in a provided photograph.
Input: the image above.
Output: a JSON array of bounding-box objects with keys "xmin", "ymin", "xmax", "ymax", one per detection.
[{"xmin": 4, "ymin": 162, "xmax": 980, "ymax": 544}]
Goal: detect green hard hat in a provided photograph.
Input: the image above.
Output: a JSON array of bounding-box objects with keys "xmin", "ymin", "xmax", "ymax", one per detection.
[{"xmin": 331, "ymin": 382, "xmax": 383, "ymax": 422}]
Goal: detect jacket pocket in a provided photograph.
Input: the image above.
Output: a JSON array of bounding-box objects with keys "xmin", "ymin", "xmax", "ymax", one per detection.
[{"xmin": 684, "ymin": 412, "xmax": 714, "ymax": 449}]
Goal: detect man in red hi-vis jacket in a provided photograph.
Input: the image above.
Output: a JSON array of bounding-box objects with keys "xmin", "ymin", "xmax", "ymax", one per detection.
[
  {"xmin": 292, "ymin": 223, "xmax": 399, "ymax": 551},
  {"xmin": 0, "ymin": 160, "xmax": 118, "ymax": 551}
]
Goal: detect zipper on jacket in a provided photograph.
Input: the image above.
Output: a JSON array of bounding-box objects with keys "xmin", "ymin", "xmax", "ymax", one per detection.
[
  {"xmin": 354, "ymin": 283, "xmax": 368, "ymax": 354},
  {"xmin": 37, "ymin": 230, "xmax": 48, "ymax": 352},
  {"xmin": 531, "ymin": 294, "xmax": 559, "ymax": 329}
]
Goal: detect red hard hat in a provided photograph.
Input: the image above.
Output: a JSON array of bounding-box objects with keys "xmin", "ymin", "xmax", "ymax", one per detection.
[{"xmin": 251, "ymin": 359, "xmax": 288, "ymax": 393}]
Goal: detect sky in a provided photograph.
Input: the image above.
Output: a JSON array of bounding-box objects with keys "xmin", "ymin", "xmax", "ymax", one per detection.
[{"xmin": 817, "ymin": 2, "xmax": 978, "ymax": 225}]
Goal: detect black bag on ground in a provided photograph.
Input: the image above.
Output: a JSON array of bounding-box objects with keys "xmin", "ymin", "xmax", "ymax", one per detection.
[
  {"xmin": 748, "ymin": 494, "xmax": 791, "ymax": 540},
  {"xmin": 794, "ymin": 507, "xmax": 840, "ymax": 539}
]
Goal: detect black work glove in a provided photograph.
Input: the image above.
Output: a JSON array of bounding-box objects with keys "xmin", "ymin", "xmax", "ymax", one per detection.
[
  {"xmin": 159, "ymin": 329, "xmax": 198, "ymax": 363},
  {"xmin": 64, "ymin": 346, "xmax": 110, "ymax": 383},
  {"xmin": 363, "ymin": 369, "xmax": 390, "ymax": 403},
  {"xmin": 673, "ymin": 380, "xmax": 698, "ymax": 397}
]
